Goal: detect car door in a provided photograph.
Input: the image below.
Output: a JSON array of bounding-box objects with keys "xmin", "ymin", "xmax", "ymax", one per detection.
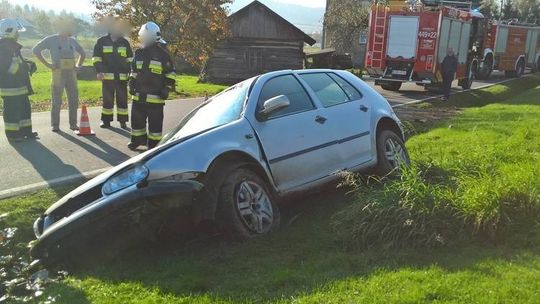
[
  {"xmin": 250, "ymin": 74, "xmax": 344, "ymax": 192},
  {"xmin": 298, "ymin": 72, "xmax": 373, "ymax": 169}
]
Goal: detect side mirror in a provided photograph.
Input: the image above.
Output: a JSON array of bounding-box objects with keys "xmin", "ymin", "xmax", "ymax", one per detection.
[{"xmin": 259, "ymin": 95, "xmax": 290, "ymax": 119}]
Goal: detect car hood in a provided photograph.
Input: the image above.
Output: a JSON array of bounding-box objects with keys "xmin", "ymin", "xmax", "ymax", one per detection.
[
  {"xmin": 42, "ymin": 130, "xmax": 208, "ymax": 216},
  {"xmin": 43, "ymin": 119, "xmax": 265, "ymax": 216}
]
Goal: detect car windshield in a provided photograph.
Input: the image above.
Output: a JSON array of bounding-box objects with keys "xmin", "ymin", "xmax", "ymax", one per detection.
[{"xmin": 161, "ymin": 78, "xmax": 253, "ymax": 143}]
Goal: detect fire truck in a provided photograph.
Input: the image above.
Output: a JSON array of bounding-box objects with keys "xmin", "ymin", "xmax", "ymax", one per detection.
[
  {"xmin": 476, "ymin": 21, "xmax": 540, "ymax": 79},
  {"xmin": 365, "ymin": 1, "xmax": 485, "ymax": 91}
]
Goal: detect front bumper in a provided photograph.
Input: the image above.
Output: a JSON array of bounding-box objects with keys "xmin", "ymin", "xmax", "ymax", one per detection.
[{"xmin": 30, "ymin": 180, "xmax": 203, "ymax": 260}]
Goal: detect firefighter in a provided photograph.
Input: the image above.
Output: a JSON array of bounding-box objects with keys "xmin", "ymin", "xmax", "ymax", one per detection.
[
  {"xmin": 441, "ymin": 48, "xmax": 458, "ymax": 101},
  {"xmin": 128, "ymin": 21, "xmax": 175, "ymax": 150},
  {"xmin": 93, "ymin": 16, "xmax": 133, "ymax": 129},
  {"xmin": 33, "ymin": 19, "xmax": 85, "ymax": 132},
  {"xmin": 0, "ymin": 18, "xmax": 38, "ymax": 142}
]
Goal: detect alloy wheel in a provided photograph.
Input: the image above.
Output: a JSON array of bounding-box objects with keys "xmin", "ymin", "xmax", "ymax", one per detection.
[
  {"xmin": 384, "ymin": 138, "xmax": 408, "ymax": 169},
  {"xmin": 235, "ymin": 181, "xmax": 274, "ymax": 234}
]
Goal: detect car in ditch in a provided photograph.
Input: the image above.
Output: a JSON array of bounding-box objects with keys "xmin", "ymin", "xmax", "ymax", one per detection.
[{"xmin": 30, "ymin": 69, "xmax": 409, "ymax": 261}]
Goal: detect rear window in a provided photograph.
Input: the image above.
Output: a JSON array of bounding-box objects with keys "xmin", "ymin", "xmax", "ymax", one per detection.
[{"xmin": 300, "ymin": 73, "xmax": 362, "ymax": 107}]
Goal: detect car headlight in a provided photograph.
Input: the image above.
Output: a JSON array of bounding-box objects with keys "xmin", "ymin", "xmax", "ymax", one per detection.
[{"xmin": 102, "ymin": 164, "xmax": 149, "ymax": 195}]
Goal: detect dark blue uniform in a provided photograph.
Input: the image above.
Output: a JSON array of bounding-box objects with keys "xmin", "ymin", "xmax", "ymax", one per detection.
[
  {"xmin": 441, "ymin": 54, "xmax": 458, "ymax": 99},
  {"xmin": 128, "ymin": 43, "xmax": 175, "ymax": 149},
  {"xmin": 0, "ymin": 38, "xmax": 35, "ymax": 140}
]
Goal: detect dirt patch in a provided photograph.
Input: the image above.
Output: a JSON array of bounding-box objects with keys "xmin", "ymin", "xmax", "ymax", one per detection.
[{"xmin": 394, "ymin": 103, "xmax": 460, "ymax": 137}]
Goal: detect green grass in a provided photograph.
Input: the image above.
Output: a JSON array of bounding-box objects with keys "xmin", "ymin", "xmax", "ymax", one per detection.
[
  {"xmin": 0, "ymin": 57, "xmax": 227, "ymax": 114},
  {"xmin": 2, "ymin": 79, "xmax": 540, "ymax": 303}
]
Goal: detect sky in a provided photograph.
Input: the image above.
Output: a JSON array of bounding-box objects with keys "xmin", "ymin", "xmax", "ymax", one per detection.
[{"xmin": 11, "ymin": 0, "xmax": 326, "ymax": 15}]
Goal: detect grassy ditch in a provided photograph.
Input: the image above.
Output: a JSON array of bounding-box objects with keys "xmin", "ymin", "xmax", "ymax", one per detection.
[
  {"xmin": 1, "ymin": 78, "xmax": 540, "ymax": 303},
  {"xmin": 334, "ymin": 79, "xmax": 540, "ymax": 249}
]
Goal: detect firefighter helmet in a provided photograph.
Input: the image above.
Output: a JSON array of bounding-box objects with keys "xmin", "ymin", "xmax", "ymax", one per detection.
[
  {"xmin": 138, "ymin": 21, "xmax": 162, "ymax": 47},
  {"xmin": 0, "ymin": 18, "xmax": 26, "ymax": 39}
]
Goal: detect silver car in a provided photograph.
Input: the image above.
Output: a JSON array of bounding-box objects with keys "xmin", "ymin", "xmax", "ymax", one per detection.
[{"xmin": 31, "ymin": 69, "xmax": 408, "ymax": 260}]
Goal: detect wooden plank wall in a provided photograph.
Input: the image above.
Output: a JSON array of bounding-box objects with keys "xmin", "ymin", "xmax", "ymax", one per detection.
[{"xmin": 207, "ymin": 38, "xmax": 305, "ymax": 84}]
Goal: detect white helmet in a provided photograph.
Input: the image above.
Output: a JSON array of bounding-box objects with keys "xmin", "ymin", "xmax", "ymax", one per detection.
[
  {"xmin": 138, "ymin": 21, "xmax": 161, "ymax": 47},
  {"xmin": 0, "ymin": 18, "xmax": 25, "ymax": 39}
]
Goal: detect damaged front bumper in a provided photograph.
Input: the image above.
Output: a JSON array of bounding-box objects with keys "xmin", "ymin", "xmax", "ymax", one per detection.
[{"xmin": 30, "ymin": 180, "xmax": 203, "ymax": 260}]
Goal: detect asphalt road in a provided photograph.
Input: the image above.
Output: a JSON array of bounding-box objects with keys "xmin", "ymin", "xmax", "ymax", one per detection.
[{"xmin": 0, "ymin": 71, "xmax": 511, "ymax": 197}]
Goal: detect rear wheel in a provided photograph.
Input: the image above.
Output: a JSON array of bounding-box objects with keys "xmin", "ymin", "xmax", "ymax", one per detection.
[
  {"xmin": 375, "ymin": 130, "xmax": 410, "ymax": 176},
  {"xmin": 381, "ymin": 81, "xmax": 402, "ymax": 91},
  {"xmin": 216, "ymin": 168, "xmax": 280, "ymax": 239}
]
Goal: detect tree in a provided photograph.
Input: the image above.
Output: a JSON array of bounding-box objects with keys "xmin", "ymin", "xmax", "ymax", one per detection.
[
  {"xmin": 501, "ymin": 0, "xmax": 520, "ymax": 20},
  {"xmin": 92, "ymin": 0, "xmax": 231, "ymax": 69},
  {"xmin": 479, "ymin": 0, "xmax": 499, "ymax": 19},
  {"xmin": 515, "ymin": 0, "xmax": 540, "ymax": 23},
  {"xmin": 324, "ymin": 0, "xmax": 370, "ymax": 54}
]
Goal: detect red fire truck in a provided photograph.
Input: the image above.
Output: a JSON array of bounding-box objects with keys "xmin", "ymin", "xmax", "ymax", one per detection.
[
  {"xmin": 365, "ymin": 1, "xmax": 485, "ymax": 91},
  {"xmin": 476, "ymin": 21, "xmax": 540, "ymax": 79}
]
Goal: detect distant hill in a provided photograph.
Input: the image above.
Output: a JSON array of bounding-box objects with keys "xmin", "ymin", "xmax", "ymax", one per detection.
[{"xmin": 229, "ymin": 0, "xmax": 325, "ymax": 33}]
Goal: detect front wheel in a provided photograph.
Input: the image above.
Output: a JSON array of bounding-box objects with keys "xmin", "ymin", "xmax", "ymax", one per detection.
[
  {"xmin": 461, "ymin": 62, "xmax": 476, "ymax": 90},
  {"xmin": 216, "ymin": 168, "xmax": 280, "ymax": 239},
  {"xmin": 375, "ymin": 130, "xmax": 410, "ymax": 176}
]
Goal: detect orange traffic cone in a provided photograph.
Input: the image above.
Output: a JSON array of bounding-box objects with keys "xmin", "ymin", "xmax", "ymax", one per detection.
[{"xmin": 76, "ymin": 104, "xmax": 96, "ymax": 136}]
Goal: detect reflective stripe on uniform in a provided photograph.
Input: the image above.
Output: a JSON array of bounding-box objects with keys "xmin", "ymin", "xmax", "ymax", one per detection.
[
  {"xmin": 146, "ymin": 94, "xmax": 165, "ymax": 104},
  {"xmin": 102, "ymin": 108, "xmax": 114, "ymax": 116},
  {"xmin": 4, "ymin": 122, "xmax": 20, "ymax": 131},
  {"xmin": 103, "ymin": 73, "xmax": 115, "ymax": 80},
  {"xmin": 130, "ymin": 72, "xmax": 138, "ymax": 78},
  {"xmin": 117, "ymin": 108, "xmax": 129, "ymax": 116},
  {"xmin": 131, "ymin": 128, "xmax": 147, "ymax": 137},
  {"xmin": 19, "ymin": 119, "xmax": 32, "ymax": 128},
  {"xmin": 165, "ymin": 72, "xmax": 176, "ymax": 80},
  {"xmin": 119, "ymin": 73, "xmax": 128, "ymax": 81},
  {"xmin": 136, "ymin": 61, "xmax": 143, "ymax": 69},
  {"xmin": 117, "ymin": 47, "xmax": 127, "ymax": 57},
  {"xmin": 131, "ymin": 93, "xmax": 164, "ymax": 104},
  {"xmin": 148, "ymin": 133, "xmax": 163, "ymax": 141},
  {"xmin": 103, "ymin": 46, "xmax": 113, "ymax": 53},
  {"xmin": 0, "ymin": 86, "xmax": 29, "ymax": 97},
  {"xmin": 92, "ymin": 56, "xmax": 102, "ymax": 63},
  {"xmin": 126, "ymin": 57, "xmax": 133, "ymax": 63},
  {"xmin": 8, "ymin": 57, "xmax": 21, "ymax": 75},
  {"xmin": 149, "ymin": 60, "xmax": 162, "ymax": 74}
]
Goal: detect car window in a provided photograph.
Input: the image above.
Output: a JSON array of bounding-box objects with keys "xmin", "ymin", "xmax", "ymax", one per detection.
[
  {"xmin": 161, "ymin": 78, "xmax": 253, "ymax": 143},
  {"xmin": 300, "ymin": 73, "xmax": 350, "ymax": 107},
  {"xmin": 258, "ymin": 74, "xmax": 314, "ymax": 119},
  {"xmin": 328, "ymin": 73, "xmax": 363, "ymax": 101}
]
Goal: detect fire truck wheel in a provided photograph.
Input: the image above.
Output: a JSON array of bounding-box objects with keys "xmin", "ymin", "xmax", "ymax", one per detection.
[
  {"xmin": 381, "ymin": 82, "xmax": 402, "ymax": 91},
  {"xmin": 461, "ymin": 62, "xmax": 476, "ymax": 90},
  {"xmin": 477, "ymin": 57, "xmax": 493, "ymax": 80},
  {"xmin": 515, "ymin": 60, "xmax": 525, "ymax": 78}
]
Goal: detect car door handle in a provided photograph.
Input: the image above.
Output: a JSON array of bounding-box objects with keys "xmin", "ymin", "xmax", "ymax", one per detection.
[
  {"xmin": 315, "ymin": 115, "xmax": 327, "ymax": 124},
  {"xmin": 360, "ymin": 105, "xmax": 369, "ymax": 112}
]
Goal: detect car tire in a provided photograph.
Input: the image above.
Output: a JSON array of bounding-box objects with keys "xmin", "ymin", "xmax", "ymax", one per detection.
[
  {"xmin": 381, "ymin": 82, "xmax": 402, "ymax": 91},
  {"xmin": 216, "ymin": 168, "xmax": 280, "ymax": 239},
  {"xmin": 477, "ymin": 57, "xmax": 493, "ymax": 80},
  {"xmin": 375, "ymin": 130, "xmax": 410, "ymax": 176}
]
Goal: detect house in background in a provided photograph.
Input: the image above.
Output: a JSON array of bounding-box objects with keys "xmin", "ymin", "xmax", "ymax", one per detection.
[
  {"xmin": 204, "ymin": 0, "xmax": 316, "ymax": 84},
  {"xmin": 322, "ymin": 0, "xmax": 369, "ymax": 68}
]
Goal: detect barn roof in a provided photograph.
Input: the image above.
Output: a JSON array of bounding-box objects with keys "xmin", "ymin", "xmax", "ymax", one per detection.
[{"xmin": 230, "ymin": 0, "xmax": 317, "ymax": 46}]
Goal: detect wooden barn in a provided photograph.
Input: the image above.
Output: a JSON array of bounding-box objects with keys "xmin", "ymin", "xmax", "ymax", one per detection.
[{"xmin": 203, "ymin": 0, "xmax": 316, "ymax": 84}]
